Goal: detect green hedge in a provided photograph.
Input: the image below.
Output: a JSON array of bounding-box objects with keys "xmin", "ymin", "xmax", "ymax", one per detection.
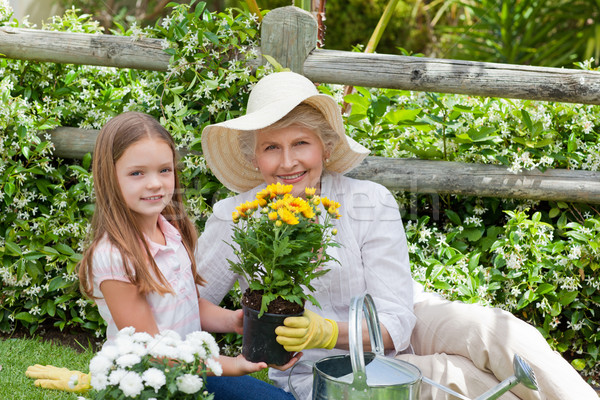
[{"xmin": 0, "ymin": 0, "xmax": 598, "ymax": 385}]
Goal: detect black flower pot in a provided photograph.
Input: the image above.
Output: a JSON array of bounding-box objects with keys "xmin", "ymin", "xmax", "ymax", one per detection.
[{"xmin": 242, "ymin": 305, "xmax": 301, "ymax": 365}]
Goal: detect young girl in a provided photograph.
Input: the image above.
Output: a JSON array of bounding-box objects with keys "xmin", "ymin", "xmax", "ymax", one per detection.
[{"xmin": 27, "ymin": 112, "xmax": 298, "ymax": 396}]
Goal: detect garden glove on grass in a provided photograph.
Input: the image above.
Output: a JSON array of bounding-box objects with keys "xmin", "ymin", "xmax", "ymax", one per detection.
[
  {"xmin": 275, "ymin": 309, "xmax": 338, "ymax": 352},
  {"xmin": 26, "ymin": 364, "xmax": 91, "ymax": 393}
]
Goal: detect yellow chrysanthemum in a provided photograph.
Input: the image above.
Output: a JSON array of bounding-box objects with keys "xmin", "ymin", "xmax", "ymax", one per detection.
[
  {"xmin": 266, "ymin": 182, "xmax": 293, "ymax": 197},
  {"xmin": 256, "ymin": 188, "xmax": 270, "ymax": 200},
  {"xmin": 235, "ymin": 200, "xmax": 259, "ymax": 217},
  {"xmin": 232, "ymin": 211, "xmax": 240, "ymax": 223},
  {"xmin": 278, "ymin": 207, "xmax": 299, "ymax": 225},
  {"xmin": 305, "ymin": 187, "xmax": 317, "ymax": 197},
  {"xmin": 268, "ymin": 211, "xmax": 278, "ymax": 221}
]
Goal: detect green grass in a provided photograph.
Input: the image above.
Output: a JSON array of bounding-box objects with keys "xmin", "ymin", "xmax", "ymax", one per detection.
[{"xmin": 0, "ymin": 337, "xmax": 94, "ymax": 400}]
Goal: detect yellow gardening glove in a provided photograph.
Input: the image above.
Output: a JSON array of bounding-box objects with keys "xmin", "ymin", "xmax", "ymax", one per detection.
[
  {"xmin": 275, "ymin": 309, "xmax": 339, "ymax": 352},
  {"xmin": 26, "ymin": 364, "xmax": 91, "ymax": 393}
]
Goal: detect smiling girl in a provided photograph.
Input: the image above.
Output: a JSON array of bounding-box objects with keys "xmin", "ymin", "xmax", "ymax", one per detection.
[{"xmin": 26, "ymin": 112, "xmax": 297, "ymax": 395}]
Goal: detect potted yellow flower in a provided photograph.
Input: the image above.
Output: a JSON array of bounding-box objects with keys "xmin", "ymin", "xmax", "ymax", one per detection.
[{"xmin": 228, "ymin": 182, "xmax": 341, "ymax": 365}]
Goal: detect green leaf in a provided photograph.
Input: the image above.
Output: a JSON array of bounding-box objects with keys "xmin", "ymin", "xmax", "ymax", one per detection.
[
  {"xmin": 4, "ymin": 182, "xmax": 15, "ymax": 197},
  {"xmin": 48, "ymin": 277, "xmax": 70, "ymax": 292},
  {"xmin": 15, "ymin": 312, "xmax": 35, "ymax": 323},
  {"xmin": 5, "ymin": 241, "xmax": 22, "ymax": 256},
  {"xmin": 54, "ymin": 243, "xmax": 75, "ymax": 256},
  {"xmin": 559, "ymin": 291, "xmax": 578, "ymax": 306},
  {"xmin": 445, "ymin": 209, "xmax": 462, "ymax": 225}
]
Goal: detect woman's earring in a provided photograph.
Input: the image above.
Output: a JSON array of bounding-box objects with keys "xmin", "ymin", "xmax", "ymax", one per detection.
[
  {"xmin": 254, "ymin": 167, "xmax": 259, "ymax": 171},
  {"xmin": 325, "ymin": 158, "xmax": 330, "ymax": 164}
]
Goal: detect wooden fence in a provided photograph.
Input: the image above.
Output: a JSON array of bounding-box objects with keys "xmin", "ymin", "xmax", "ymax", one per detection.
[{"xmin": 3, "ymin": 6, "xmax": 600, "ymax": 203}]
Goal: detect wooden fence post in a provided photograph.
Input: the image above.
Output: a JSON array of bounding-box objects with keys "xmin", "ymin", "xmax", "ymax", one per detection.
[{"xmin": 260, "ymin": 6, "xmax": 317, "ymax": 73}]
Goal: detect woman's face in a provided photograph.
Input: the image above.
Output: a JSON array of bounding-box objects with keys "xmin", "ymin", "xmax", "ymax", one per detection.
[{"xmin": 254, "ymin": 125, "xmax": 328, "ymax": 198}]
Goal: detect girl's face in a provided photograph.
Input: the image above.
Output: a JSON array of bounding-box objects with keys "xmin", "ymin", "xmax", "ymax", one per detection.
[
  {"xmin": 115, "ymin": 137, "xmax": 175, "ymax": 230},
  {"xmin": 254, "ymin": 125, "xmax": 328, "ymax": 198}
]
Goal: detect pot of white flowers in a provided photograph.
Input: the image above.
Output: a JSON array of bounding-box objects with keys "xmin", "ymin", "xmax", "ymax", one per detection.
[{"xmin": 88, "ymin": 327, "xmax": 221, "ymax": 399}]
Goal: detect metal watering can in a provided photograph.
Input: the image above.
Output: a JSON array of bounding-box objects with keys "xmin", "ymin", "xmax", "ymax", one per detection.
[{"xmin": 289, "ymin": 294, "xmax": 538, "ymax": 400}]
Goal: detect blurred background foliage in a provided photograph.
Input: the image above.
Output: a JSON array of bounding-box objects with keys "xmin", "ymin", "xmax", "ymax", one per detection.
[{"xmin": 50, "ymin": 0, "xmax": 600, "ymax": 67}]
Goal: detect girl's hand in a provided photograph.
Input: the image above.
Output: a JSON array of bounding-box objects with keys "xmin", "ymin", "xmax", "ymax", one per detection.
[
  {"xmin": 230, "ymin": 355, "xmax": 267, "ymax": 375},
  {"xmin": 232, "ymin": 309, "xmax": 244, "ymax": 335},
  {"xmin": 269, "ymin": 352, "xmax": 303, "ymax": 371}
]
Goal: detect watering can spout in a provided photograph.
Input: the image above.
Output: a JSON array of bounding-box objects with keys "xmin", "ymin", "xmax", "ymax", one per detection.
[{"xmin": 473, "ymin": 354, "xmax": 538, "ymax": 400}]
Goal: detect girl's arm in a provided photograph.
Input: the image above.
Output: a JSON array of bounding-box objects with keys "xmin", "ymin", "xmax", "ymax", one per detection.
[
  {"xmin": 100, "ymin": 280, "xmax": 160, "ymax": 335},
  {"xmin": 197, "ymin": 297, "xmax": 243, "ymax": 335}
]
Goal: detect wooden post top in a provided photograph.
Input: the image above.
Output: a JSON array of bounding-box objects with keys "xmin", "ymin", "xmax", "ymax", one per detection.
[{"xmin": 260, "ymin": 6, "xmax": 317, "ymax": 74}]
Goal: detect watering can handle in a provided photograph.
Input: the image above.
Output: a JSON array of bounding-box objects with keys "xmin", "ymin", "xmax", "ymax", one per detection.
[
  {"xmin": 288, "ymin": 360, "xmax": 314, "ymax": 400},
  {"xmin": 348, "ymin": 294, "xmax": 385, "ymax": 389}
]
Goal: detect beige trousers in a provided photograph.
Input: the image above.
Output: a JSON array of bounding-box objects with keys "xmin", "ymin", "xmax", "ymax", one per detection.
[{"xmin": 395, "ymin": 296, "xmax": 598, "ymax": 400}]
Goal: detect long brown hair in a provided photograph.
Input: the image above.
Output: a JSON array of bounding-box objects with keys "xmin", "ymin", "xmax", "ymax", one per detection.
[{"xmin": 78, "ymin": 111, "xmax": 205, "ymax": 299}]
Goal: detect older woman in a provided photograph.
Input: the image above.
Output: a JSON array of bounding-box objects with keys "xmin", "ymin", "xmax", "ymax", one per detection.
[{"xmin": 198, "ymin": 71, "xmax": 597, "ymax": 400}]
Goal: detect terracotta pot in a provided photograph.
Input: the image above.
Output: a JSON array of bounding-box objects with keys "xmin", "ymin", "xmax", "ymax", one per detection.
[{"xmin": 242, "ymin": 305, "xmax": 301, "ymax": 365}]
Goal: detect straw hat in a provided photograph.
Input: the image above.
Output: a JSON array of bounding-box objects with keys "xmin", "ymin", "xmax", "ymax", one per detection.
[{"xmin": 201, "ymin": 71, "xmax": 370, "ymax": 193}]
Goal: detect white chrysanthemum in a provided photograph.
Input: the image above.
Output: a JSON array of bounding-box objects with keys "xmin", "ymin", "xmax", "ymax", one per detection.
[
  {"xmin": 142, "ymin": 368, "xmax": 166, "ymax": 392},
  {"xmin": 147, "ymin": 340, "xmax": 179, "ymax": 359},
  {"xmin": 117, "ymin": 326, "xmax": 136, "ymax": 337},
  {"xmin": 185, "ymin": 331, "xmax": 219, "ymax": 357},
  {"xmin": 206, "ymin": 358, "xmax": 223, "ymax": 376},
  {"xmin": 132, "ymin": 331, "xmax": 154, "ymax": 344},
  {"xmin": 90, "ymin": 373, "xmax": 109, "ymax": 391},
  {"xmin": 160, "ymin": 329, "xmax": 182, "ymax": 341},
  {"xmin": 176, "ymin": 374, "xmax": 203, "ymax": 394},
  {"xmin": 89, "ymin": 354, "xmax": 113, "ymax": 376},
  {"xmin": 116, "ymin": 353, "xmax": 142, "ymax": 368},
  {"xmin": 176, "ymin": 343, "xmax": 196, "ymax": 363},
  {"xmin": 119, "ymin": 371, "xmax": 144, "ymax": 397},
  {"xmin": 99, "ymin": 345, "xmax": 120, "ymax": 361},
  {"xmin": 108, "ymin": 369, "xmax": 128, "ymax": 385},
  {"xmin": 114, "ymin": 335, "xmax": 136, "ymax": 354},
  {"xmin": 128, "ymin": 342, "xmax": 149, "ymax": 357}
]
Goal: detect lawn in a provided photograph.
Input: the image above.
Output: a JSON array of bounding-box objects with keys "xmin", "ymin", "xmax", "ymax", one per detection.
[{"xmin": 0, "ymin": 336, "xmax": 94, "ymax": 400}]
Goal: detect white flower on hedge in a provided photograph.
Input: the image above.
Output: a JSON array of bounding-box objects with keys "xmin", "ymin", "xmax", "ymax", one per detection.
[
  {"xmin": 142, "ymin": 368, "xmax": 166, "ymax": 392},
  {"xmin": 90, "ymin": 373, "xmax": 109, "ymax": 391},
  {"xmin": 89, "ymin": 353, "xmax": 112, "ymax": 376},
  {"xmin": 205, "ymin": 358, "xmax": 223, "ymax": 376},
  {"xmin": 116, "ymin": 353, "xmax": 142, "ymax": 368},
  {"xmin": 176, "ymin": 374, "xmax": 203, "ymax": 394},
  {"xmin": 119, "ymin": 371, "xmax": 144, "ymax": 397},
  {"xmin": 108, "ymin": 369, "xmax": 128, "ymax": 385}
]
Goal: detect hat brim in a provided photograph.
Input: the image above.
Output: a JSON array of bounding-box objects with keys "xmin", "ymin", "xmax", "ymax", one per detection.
[{"xmin": 202, "ymin": 85, "xmax": 369, "ymax": 193}]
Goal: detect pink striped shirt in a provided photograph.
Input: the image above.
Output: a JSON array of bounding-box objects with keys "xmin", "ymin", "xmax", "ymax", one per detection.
[{"xmin": 92, "ymin": 215, "xmax": 201, "ymax": 345}]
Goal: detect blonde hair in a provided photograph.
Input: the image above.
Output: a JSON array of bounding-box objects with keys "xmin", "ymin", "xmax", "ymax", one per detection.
[
  {"xmin": 238, "ymin": 103, "xmax": 340, "ymax": 163},
  {"xmin": 78, "ymin": 112, "xmax": 205, "ymax": 299}
]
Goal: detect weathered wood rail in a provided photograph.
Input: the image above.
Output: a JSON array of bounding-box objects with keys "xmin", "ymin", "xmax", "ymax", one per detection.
[{"xmin": 5, "ymin": 6, "xmax": 600, "ymax": 203}]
